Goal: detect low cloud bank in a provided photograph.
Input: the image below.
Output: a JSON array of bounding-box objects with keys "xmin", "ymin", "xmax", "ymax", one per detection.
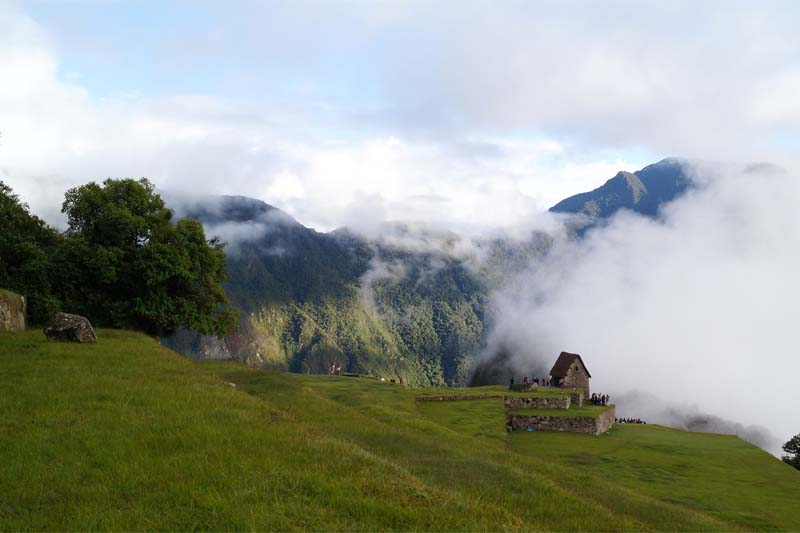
[
  {"xmin": 482, "ymin": 162, "xmax": 800, "ymax": 452},
  {"xmin": 613, "ymin": 390, "xmax": 779, "ymax": 452}
]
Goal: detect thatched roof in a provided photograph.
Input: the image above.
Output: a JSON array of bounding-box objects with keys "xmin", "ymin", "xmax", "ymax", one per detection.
[{"xmin": 549, "ymin": 351, "xmax": 591, "ymax": 378}]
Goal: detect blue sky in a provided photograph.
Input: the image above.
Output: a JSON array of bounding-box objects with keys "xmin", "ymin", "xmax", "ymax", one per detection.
[{"xmin": 2, "ymin": 0, "xmax": 799, "ymax": 232}]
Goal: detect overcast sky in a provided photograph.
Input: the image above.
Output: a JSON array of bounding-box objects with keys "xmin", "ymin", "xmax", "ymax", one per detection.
[{"xmin": 2, "ymin": 0, "xmax": 799, "ymax": 232}]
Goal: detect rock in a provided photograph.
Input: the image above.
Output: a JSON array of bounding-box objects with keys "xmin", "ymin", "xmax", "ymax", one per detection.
[
  {"xmin": 0, "ymin": 289, "xmax": 26, "ymax": 332},
  {"xmin": 43, "ymin": 313, "xmax": 97, "ymax": 343}
]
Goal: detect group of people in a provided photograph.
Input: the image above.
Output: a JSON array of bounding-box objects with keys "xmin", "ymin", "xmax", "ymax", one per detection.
[
  {"xmin": 328, "ymin": 363, "xmax": 342, "ymax": 375},
  {"xmin": 590, "ymin": 393, "xmax": 610, "ymax": 406},
  {"xmin": 616, "ymin": 417, "xmax": 647, "ymax": 424},
  {"xmin": 510, "ymin": 376, "xmax": 553, "ymax": 387}
]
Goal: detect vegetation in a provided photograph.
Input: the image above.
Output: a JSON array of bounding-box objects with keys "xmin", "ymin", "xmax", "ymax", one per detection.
[
  {"xmin": 782, "ymin": 433, "xmax": 800, "ymax": 470},
  {"xmin": 0, "ymin": 179, "xmax": 235, "ymax": 336},
  {"xmin": 513, "ymin": 426, "xmax": 800, "ymax": 530},
  {"xmin": 0, "ymin": 182, "xmax": 63, "ymax": 323},
  {"xmin": 166, "ymin": 196, "xmax": 497, "ymax": 386},
  {"xmin": 1, "ymin": 329, "xmax": 798, "ymax": 530}
]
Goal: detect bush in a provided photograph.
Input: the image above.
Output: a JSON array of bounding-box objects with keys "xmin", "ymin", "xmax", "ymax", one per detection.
[{"xmin": 782, "ymin": 434, "xmax": 800, "ymax": 470}]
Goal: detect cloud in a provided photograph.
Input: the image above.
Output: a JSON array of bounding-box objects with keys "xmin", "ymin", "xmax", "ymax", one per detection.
[
  {"xmin": 482, "ymin": 162, "xmax": 800, "ymax": 450},
  {"xmin": 0, "ymin": 3, "xmax": 684, "ymax": 235},
  {"xmin": 614, "ymin": 390, "xmax": 779, "ymax": 452}
]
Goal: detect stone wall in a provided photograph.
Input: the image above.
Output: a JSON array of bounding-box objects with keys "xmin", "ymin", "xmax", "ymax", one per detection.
[
  {"xmin": 503, "ymin": 396, "xmax": 570, "ymax": 410},
  {"xmin": 562, "ymin": 366, "xmax": 590, "ymax": 399},
  {"xmin": 569, "ymin": 391, "xmax": 584, "ymax": 407},
  {"xmin": 0, "ymin": 290, "xmax": 26, "ymax": 332},
  {"xmin": 508, "ymin": 383, "xmax": 536, "ymax": 392},
  {"xmin": 594, "ymin": 407, "xmax": 615, "ymax": 434},
  {"xmin": 506, "ymin": 406, "xmax": 616, "ymax": 435}
]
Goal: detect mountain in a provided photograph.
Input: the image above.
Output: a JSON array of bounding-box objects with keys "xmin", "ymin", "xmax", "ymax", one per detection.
[
  {"xmin": 549, "ymin": 158, "xmax": 693, "ymax": 219},
  {"xmin": 165, "ymin": 159, "xmax": 695, "ymax": 385},
  {"xmin": 164, "ymin": 196, "xmax": 498, "ymax": 386}
]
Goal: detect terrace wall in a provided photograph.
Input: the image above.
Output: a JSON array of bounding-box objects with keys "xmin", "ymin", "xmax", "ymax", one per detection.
[
  {"xmin": 503, "ymin": 396, "xmax": 570, "ymax": 410},
  {"xmin": 506, "ymin": 406, "xmax": 615, "ymax": 435}
]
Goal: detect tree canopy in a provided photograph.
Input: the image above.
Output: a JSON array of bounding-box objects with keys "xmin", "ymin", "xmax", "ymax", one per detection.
[
  {"xmin": 0, "ymin": 178, "xmax": 236, "ymax": 337},
  {"xmin": 0, "ymin": 181, "xmax": 62, "ymax": 322},
  {"xmin": 59, "ymin": 178, "xmax": 237, "ymax": 337},
  {"xmin": 782, "ymin": 433, "xmax": 800, "ymax": 470}
]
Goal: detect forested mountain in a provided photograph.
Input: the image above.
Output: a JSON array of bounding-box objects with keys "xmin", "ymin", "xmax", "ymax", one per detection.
[{"xmin": 165, "ymin": 159, "xmax": 694, "ymax": 385}]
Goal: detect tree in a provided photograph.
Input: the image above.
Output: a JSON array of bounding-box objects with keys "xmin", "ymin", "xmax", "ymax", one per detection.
[
  {"xmin": 0, "ymin": 181, "xmax": 62, "ymax": 323},
  {"xmin": 60, "ymin": 178, "xmax": 237, "ymax": 337},
  {"xmin": 782, "ymin": 434, "xmax": 800, "ymax": 470}
]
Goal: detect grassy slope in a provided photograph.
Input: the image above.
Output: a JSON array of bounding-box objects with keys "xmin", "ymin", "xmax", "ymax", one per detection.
[{"xmin": 1, "ymin": 330, "xmax": 798, "ymax": 531}]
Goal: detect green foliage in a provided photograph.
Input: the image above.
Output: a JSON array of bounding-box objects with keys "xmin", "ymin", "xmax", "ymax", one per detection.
[
  {"xmin": 2, "ymin": 329, "xmax": 799, "ymax": 530},
  {"xmin": 59, "ymin": 178, "xmax": 236, "ymax": 336},
  {"xmin": 0, "ymin": 181, "xmax": 62, "ymax": 322},
  {"xmin": 0, "ymin": 179, "xmax": 236, "ymax": 335},
  {"xmin": 782, "ymin": 433, "xmax": 800, "ymax": 470}
]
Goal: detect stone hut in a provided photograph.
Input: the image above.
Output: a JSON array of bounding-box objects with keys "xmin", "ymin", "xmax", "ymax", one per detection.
[{"xmin": 550, "ymin": 351, "xmax": 590, "ymax": 398}]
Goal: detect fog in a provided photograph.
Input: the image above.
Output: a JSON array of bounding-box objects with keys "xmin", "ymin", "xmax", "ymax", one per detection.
[{"xmin": 482, "ymin": 162, "xmax": 800, "ymax": 453}]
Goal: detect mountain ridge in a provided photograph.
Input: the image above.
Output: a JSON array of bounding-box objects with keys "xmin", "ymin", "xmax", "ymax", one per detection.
[
  {"xmin": 165, "ymin": 158, "xmax": 697, "ymax": 386},
  {"xmin": 549, "ymin": 157, "xmax": 693, "ymax": 220}
]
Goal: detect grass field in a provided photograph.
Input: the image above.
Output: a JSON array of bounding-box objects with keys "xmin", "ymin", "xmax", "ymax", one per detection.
[{"xmin": 1, "ymin": 329, "xmax": 799, "ymax": 531}]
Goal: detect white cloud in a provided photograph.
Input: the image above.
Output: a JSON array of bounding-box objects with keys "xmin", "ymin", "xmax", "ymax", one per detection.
[
  {"xmin": 484, "ymin": 163, "xmax": 800, "ymax": 449},
  {"xmin": 0, "ymin": 5, "xmax": 649, "ymax": 234}
]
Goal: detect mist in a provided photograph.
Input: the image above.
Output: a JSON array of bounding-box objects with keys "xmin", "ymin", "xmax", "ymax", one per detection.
[{"xmin": 482, "ymin": 162, "xmax": 800, "ymax": 452}]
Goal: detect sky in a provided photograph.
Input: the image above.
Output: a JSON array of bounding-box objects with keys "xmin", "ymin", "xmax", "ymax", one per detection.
[
  {"xmin": 3, "ymin": 0, "xmax": 800, "ymax": 233},
  {"xmin": 3, "ymin": 1, "xmax": 800, "ymax": 448}
]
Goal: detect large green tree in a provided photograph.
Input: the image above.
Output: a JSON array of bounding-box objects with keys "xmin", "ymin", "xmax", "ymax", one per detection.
[
  {"xmin": 60, "ymin": 178, "xmax": 237, "ymax": 337},
  {"xmin": 782, "ymin": 434, "xmax": 800, "ymax": 470},
  {"xmin": 0, "ymin": 181, "xmax": 62, "ymax": 322}
]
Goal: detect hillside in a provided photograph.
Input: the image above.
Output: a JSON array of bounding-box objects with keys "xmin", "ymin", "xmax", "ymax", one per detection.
[
  {"xmin": 2, "ymin": 329, "xmax": 798, "ymax": 530},
  {"xmin": 166, "ymin": 159, "xmax": 693, "ymax": 386},
  {"xmin": 166, "ymin": 196, "xmax": 498, "ymax": 387}
]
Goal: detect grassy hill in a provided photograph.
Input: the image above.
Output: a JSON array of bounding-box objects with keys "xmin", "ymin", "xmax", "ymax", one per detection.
[{"xmin": 2, "ymin": 330, "xmax": 798, "ymax": 530}]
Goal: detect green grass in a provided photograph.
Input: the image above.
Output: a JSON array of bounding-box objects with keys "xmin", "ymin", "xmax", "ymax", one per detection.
[
  {"xmin": 1, "ymin": 329, "xmax": 799, "ymax": 531},
  {"xmin": 510, "ymin": 404, "xmax": 614, "ymax": 417},
  {"xmin": 512, "ymin": 425, "xmax": 800, "ymax": 530}
]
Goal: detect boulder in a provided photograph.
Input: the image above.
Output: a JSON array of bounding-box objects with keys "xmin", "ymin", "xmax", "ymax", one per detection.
[
  {"xmin": 44, "ymin": 313, "xmax": 97, "ymax": 343},
  {"xmin": 0, "ymin": 289, "xmax": 26, "ymax": 332}
]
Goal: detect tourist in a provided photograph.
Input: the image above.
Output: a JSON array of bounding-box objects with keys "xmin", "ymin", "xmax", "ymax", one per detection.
[{"xmin": 509, "ymin": 376, "xmax": 515, "ymax": 389}]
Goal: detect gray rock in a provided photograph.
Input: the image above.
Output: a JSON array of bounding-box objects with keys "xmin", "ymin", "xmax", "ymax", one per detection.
[
  {"xmin": 0, "ymin": 289, "xmax": 26, "ymax": 332},
  {"xmin": 44, "ymin": 313, "xmax": 97, "ymax": 343}
]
